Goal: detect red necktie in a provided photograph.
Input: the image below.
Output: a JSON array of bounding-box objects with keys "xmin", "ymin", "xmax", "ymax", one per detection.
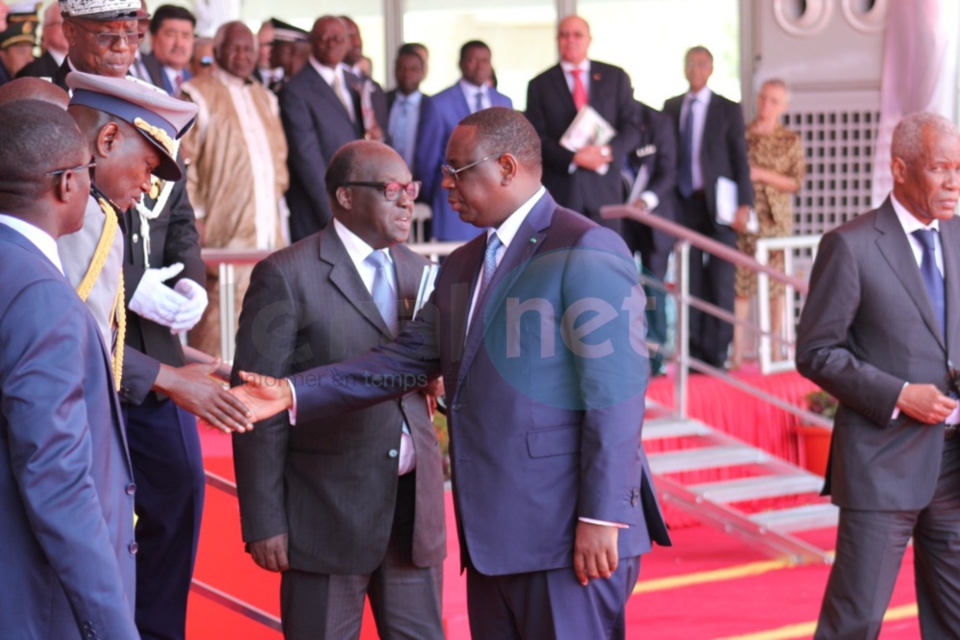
[{"xmin": 571, "ymin": 69, "xmax": 587, "ymax": 111}]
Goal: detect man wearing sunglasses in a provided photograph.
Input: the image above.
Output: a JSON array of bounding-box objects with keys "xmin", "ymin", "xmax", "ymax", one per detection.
[{"xmin": 232, "ymin": 140, "xmax": 446, "ymax": 639}]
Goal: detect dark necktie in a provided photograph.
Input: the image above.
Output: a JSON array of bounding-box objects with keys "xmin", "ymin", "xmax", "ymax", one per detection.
[
  {"xmin": 913, "ymin": 228, "xmax": 945, "ymax": 334},
  {"xmin": 367, "ymin": 251, "xmax": 398, "ymax": 336},
  {"xmin": 678, "ymin": 96, "xmax": 696, "ymax": 197}
]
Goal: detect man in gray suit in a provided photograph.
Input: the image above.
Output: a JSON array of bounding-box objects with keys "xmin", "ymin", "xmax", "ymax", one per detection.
[
  {"xmin": 797, "ymin": 111, "xmax": 960, "ymax": 639},
  {"xmin": 232, "ymin": 141, "xmax": 446, "ymax": 639},
  {"xmin": 0, "ymin": 100, "xmax": 138, "ymax": 639}
]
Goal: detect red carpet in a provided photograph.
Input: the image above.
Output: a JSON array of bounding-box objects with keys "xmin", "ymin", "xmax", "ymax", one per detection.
[{"xmin": 187, "ymin": 370, "xmax": 923, "ymax": 638}]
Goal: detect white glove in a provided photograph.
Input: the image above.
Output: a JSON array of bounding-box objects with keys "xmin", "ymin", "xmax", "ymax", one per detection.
[
  {"xmin": 129, "ymin": 263, "xmax": 187, "ymax": 327},
  {"xmin": 170, "ymin": 278, "xmax": 208, "ymax": 334}
]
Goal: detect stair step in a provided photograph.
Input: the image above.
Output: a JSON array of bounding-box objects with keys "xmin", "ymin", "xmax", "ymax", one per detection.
[
  {"xmin": 749, "ymin": 503, "xmax": 839, "ymax": 533},
  {"xmin": 642, "ymin": 419, "xmax": 707, "ymax": 440},
  {"xmin": 689, "ymin": 475, "xmax": 825, "ymax": 503},
  {"xmin": 648, "ymin": 445, "xmax": 769, "ymax": 474}
]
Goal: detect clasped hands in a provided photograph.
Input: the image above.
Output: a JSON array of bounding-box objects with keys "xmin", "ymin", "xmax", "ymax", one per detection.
[
  {"xmin": 573, "ymin": 144, "xmax": 612, "ymax": 172},
  {"xmin": 129, "ymin": 263, "xmax": 208, "ymax": 333}
]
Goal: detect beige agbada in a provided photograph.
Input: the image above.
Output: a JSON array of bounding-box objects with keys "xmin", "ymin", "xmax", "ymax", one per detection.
[{"xmin": 180, "ymin": 67, "xmax": 289, "ymax": 358}]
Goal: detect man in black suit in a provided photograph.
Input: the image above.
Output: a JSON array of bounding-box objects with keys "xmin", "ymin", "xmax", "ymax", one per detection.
[
  {"xmin": 16, "ymin": 2, "xmax": 67, "ymax": 79},
  {"xmin": 139, "ymin": 4, "xmax": 195, "ymax": 95},
  {"xmin": 281, "ymin": 15, "xmax": 370, "ymax": 242},
  {"xmin": 340, "ymin": 15, "xmax": 388, "ymax": 143},
  {"xmin": 386, "ymin": 44, "xmax": 442, "ymax": 212},
  {"xmin": 232, "ymin": 141, "xmax": 446, "ymax": 639},
  {"xmin": 525, "ymin": 14, "xmax": 639, "ymax": 232},
  {"xmin": 662, "ymin": 45, "xmax": 753, "ymax": 370},
  {"xmin": 798, "ymin": 112, "xmax": 960, "ymax": 638},
  {"xmin": 623, "ymin": 100, "xmax": 678, "ymax": 376}
]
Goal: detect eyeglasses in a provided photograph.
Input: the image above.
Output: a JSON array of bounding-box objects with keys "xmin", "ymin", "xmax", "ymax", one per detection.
[
  {"xmin": 317, "ymin": 35, "xmax": 346, "ymax": 44},
  {"xmin": 68, "ymin": 19, "xmax": 144, "ymax": 48},
  {"xmin": 440, "ymin": 152, "xmax": 503, "ymax": 182},
  {"xmin": 46, "ymin": 159, "xmax": 96, "ymax": 181},
  {"xmin": 341, "ymin": 181, "xmax": 421, "ymax": 201}
]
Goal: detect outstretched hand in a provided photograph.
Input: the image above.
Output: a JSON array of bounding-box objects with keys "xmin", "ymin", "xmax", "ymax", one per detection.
[
  {"xmin": 155, "ymin": 360, "xmax": 253, "ymax": 433},
  {"xmin": 226, "ymin": 371, "xmax": 294, "ymax": 424}
]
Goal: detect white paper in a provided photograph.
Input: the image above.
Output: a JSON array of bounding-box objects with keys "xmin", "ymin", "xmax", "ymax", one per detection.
[
  {"xmin": 627, "ymin": 165, "xmax": 651, "ymax": 205},
  {"xmin": 560, "ymin": 105, "xmax": 617, "ymax": 152},
  {"xmin": 715, "ymin": 176, "xmax": 758, "ymax": 233},
  {"xmin": 413, "ymin": 264, "xmax": 439, "ymax": 320}
]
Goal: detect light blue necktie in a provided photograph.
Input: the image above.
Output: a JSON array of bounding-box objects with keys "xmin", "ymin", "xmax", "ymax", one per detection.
[
  {"xmin": 474, "ymin": 90, "xmax": 485, "ymax": 113},
  {"xmin": 913, "ymin": 228, "xmax": 945, "ymax": 334},
  {"xmin": 367, "ymin": 251, "xmax": 399, "ymax": 336},
  {"xmin": 392, "ymin": 97, "xmax": 413, "ymax": 168},
  {"xmin": 477, "ymin": 233, "xmax": 502, "ymax": 304}
]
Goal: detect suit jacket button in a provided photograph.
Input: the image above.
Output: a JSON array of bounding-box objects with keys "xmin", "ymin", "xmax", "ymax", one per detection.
[
  {"xmin": 388, "ymin": 449, "xmax": 399, "ymax": 458},
  {"xmin": 132, "ymin": 233, "xmax": 139, "ymax": 244},
  {"xmin": 126, "ymin": 483, "xmax": 137, "ymax": 496},
  {"xmin": 128, "ymin": 541, "xmax": 139, "ymax": 556}
]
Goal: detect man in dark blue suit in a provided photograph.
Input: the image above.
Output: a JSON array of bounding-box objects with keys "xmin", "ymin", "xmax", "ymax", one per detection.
[
  {"xmin": 226, "ymin": 107, "xmax": 671, "ymax": 640},
  {"xmin": 386, "ymin": 45, "xmax": 442, "ymax": 216},
  {"xmin": 428, "ymin": 40, "xmax": 512, "ymax": 241},
  {"xmin": 0, "ymin": 99, "xmax": 139, "ymax": 639},
  {"xmin": 662, "ymin": 45, "xmax": 753, "ymax": 370},
  {"xmin": 623, "ymin": 100, "xmax": 679, "ymax": 376}
]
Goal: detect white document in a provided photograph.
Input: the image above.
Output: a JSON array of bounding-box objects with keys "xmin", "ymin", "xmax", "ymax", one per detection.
[
  {"xmin": 626, "ymin": 165, "xmax": 651, "ymax": 205},
  {"xmin": 715, "ymin": 176, "xmax": 758, "ymax": 233},
  {"xmin": 560, "ymin": 105, "xmax": 617, "ymax": 152},
  {"xmin": 413, "ymin": 264, "xmax": 439, "ymax": 320}
]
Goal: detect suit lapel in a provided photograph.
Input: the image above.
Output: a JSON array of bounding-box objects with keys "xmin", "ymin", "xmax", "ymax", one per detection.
[
  {"xmin": 874, "ymin": 200, "xmax": 946, "ymax": 349},
  {"xmin": 547, "ymin": 65, "xmax": 577, "ymax": 116},
  {"xmin": 456, "ymin": 194, "xmax": 554, "ymax": 387},
  {"xmin": 319, "ymin": 228, "xmax": 392, "ymax": 339}
]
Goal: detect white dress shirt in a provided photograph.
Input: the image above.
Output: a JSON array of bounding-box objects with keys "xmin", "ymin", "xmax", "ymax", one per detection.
[
  {"xmin": 458, "ymin": 79, "xmax": 489, "ymax": 113},
  {"xmin": 309, "ymin": 56, "xmax": 356, "ymax": 121}
]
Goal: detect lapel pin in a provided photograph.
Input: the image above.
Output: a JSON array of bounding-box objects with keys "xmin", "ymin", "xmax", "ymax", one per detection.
[
  {"xmin": 593, "ymin": 73, "xmax": 601, "ymax": 81},
  {"xmin": 530, "ymin": 237, "xmax": 538, "ymax": 244}
]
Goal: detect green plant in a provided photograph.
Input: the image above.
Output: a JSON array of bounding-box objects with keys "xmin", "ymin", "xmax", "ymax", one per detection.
[{"xmin": 805, "ymin": 389, "xmax": 838, "ymax": 419}]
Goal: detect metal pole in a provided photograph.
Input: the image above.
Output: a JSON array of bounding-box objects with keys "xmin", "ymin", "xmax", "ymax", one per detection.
[
  {"xmin": 675, "ymin": 240, "xmax": 690, "ymax": 419},
  {"xmin": 219, "ymin": 262, "xmax": 235, "ymax": 363}
]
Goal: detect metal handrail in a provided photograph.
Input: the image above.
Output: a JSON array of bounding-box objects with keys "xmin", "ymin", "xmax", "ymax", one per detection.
[{"xmin": 600, "ymin": 204, "xmax": 831, "ymax": 429}]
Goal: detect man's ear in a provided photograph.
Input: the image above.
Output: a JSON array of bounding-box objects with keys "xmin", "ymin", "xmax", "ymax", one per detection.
[
  {"xmin": 336, "ymin": 185, "xmax": 352, "ymax": 210},
  {"xmin": 52, "ymin": 167, "xmax": 83, "ymax": 204},
  {"xmin": 95, "ymin": 122, "xmax": 122, "ymax": 159},
  {"xmin": 890, "ymin": 157, "xmax": 909, "ymax": 185},
  {"xmin": 498, "ymin": 153, "xmax": 519, "ymax": 186}
]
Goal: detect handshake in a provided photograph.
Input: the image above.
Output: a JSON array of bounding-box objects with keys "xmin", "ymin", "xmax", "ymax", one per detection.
[{"xmin": 129, "ymin": 263, "xmax": 208, "ymax": 333}]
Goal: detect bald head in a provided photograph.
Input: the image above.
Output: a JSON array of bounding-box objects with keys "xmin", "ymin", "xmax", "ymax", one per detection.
[{"xmin": 0, "ymin": 77, "xmax": 70, "ymax": 109}]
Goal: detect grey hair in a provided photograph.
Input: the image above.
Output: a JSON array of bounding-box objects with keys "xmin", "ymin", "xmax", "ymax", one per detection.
[
  {"xmin": 891, "ymin": 112, "xmax": 958, "ymax": 164},
  {"xmin": 761, "ymin": 78, "xmax": 789, "ymax": 98},
  {"xmin": 213, "ymin": 20, "xmax": 251, "ymax": 54}
]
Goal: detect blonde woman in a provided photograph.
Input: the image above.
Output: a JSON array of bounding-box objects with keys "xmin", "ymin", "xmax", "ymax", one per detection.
[{"xmin": 732, "ymin": 79, "xmax": 805, "ymax": 366}]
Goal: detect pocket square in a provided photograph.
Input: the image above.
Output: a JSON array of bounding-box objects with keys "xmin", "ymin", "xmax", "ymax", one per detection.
[{"xmin": 635, "ymin": 144, "xmax": 657, "ymax": 158}]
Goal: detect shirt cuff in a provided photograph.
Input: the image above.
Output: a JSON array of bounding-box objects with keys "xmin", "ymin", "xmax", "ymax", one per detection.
[
  {"xmin": 287, "ymin": 378, "xmax": 298, "ymax": 426},
  {"xmin": 579, "ymin": 517, "xmax": 628, "ymax": 529},
  {"xmin": 890, "ymin": 382, "xmax": 908, "ymax": 422}
]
